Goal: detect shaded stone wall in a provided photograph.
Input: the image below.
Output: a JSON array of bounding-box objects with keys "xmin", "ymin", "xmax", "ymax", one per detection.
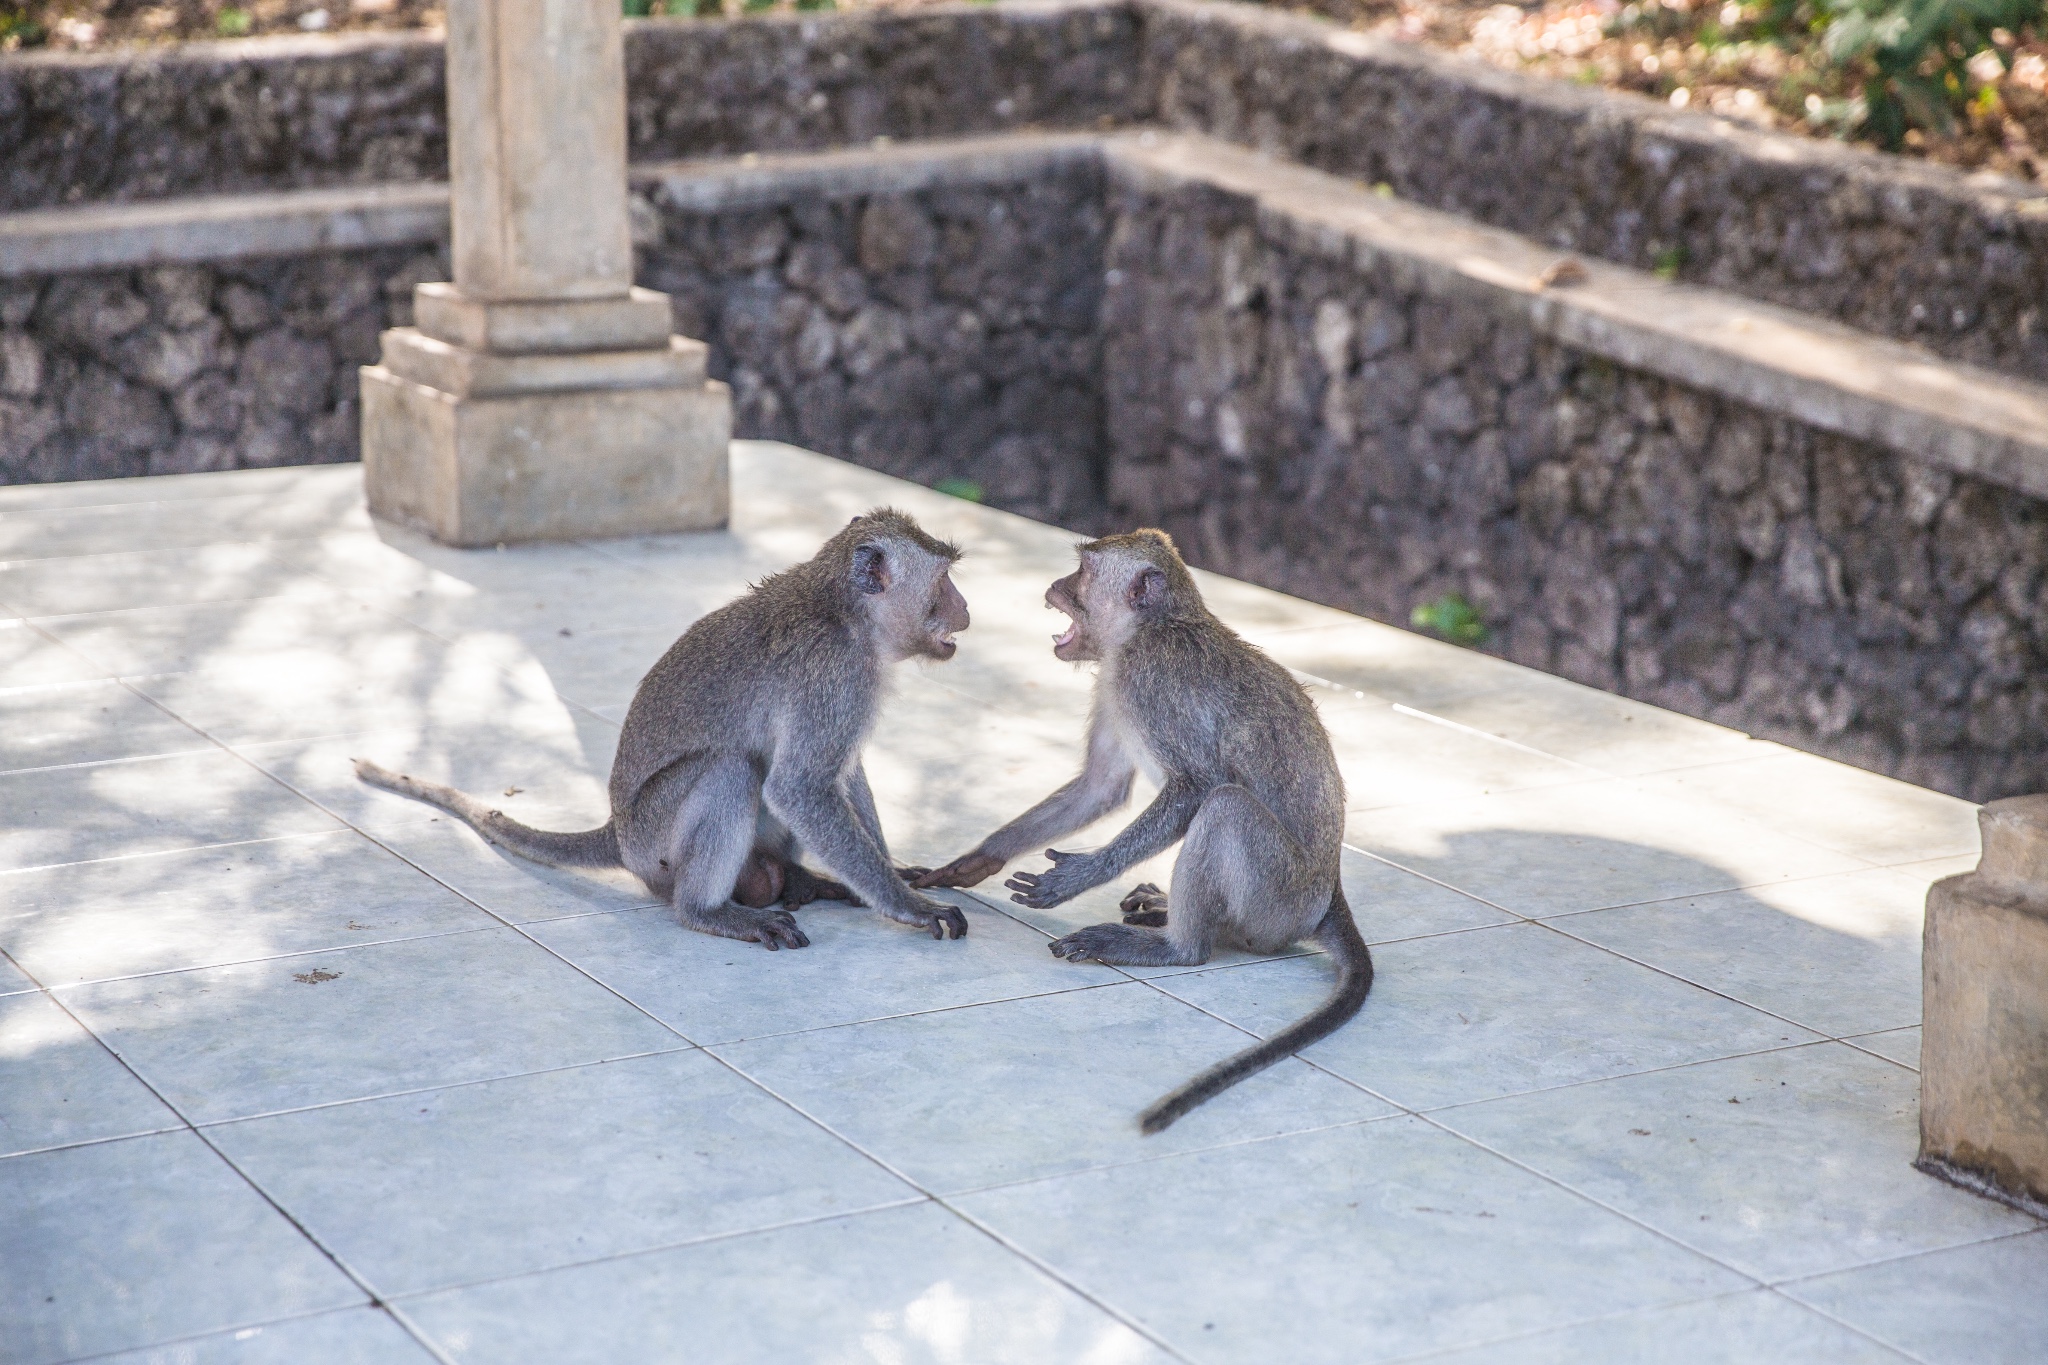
[
  {"xmin": 0, "ymin": 245, "xmax": 445, "ymax": 483},
  {"xmin": 0, "ymin": 3, "xmax": 1140, "ymax": 213},
  {"xmin": 1140, "ymin": 0, "xmax": 2048, "ymax": 384},
  {"xmin": 640, "ymin": 163, "xmax": 1111, "ymax": 532},
  {"xmin": 1097, "ymin": 174, "xmax": 2048, "ymax": 802}
]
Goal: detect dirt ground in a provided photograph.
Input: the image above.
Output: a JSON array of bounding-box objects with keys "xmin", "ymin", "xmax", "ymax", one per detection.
[{"xmin": 5, "ymin": 0, "xmax": 2045, "ymax": 186}]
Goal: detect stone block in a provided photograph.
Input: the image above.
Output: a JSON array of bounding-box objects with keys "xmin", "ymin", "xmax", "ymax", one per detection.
[
  {"xmin": 376, "ymin": 328, "xmax": 706, "ymax": 398},
  {"xmin": 411, "ymin": 283, "xmax": 674, "ymax": 355},
  {"xmin": 1918, "ymin": 793, "xmax": 2048, "ymax": 1217},
  {"xmin": 359, "ymin": 364, "xmax": 730, "ymax": 547}
]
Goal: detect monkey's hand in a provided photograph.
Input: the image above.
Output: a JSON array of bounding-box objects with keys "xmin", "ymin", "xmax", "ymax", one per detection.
[
  {"xmin": 909, "ymin": 850, "xmax": 1005, "ymax": 889},
  {"xmin": 881, "ymin": 893, "xmax": 970, "ymax": 940},
  {"xmin": 1004, "ymin": 848, "xmax": 1101, "ymax": 909}
]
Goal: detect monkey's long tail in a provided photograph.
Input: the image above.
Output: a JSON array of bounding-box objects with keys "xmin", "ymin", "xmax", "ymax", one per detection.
[
  {"xmin": 1137, "ymin": 881, "xmax": 1374, "ymax": 1135},
  {"xmin": 352, "ymin": 758, "xmax": 621, "ymax": 869}
]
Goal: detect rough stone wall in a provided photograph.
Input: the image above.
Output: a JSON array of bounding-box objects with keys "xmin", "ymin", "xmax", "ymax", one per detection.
[
  {"xmin": 12, "ymin": 0, "xmax": 2048, "ymax": 382},
  {"xmin": 0, "ymin": 245, "xmax": 446, "ymax": 483},
  {"xmin": 1098, "ymin": 174, "xmax": 2048, "ymax": 802},
  {"xmin": 1141, "ymin": 0, "xmax": 2048, "ymax": 385},
  {"xmin": 0, "ymin": 3, "xmax": 1140, "ymax": 213},
  {"xmin": 639, "ymin": 164, "xmax": 1111, "ymax": 531},
  {"xmin": 0, "ymin": 34, "xmax": 447, "ymax": 212},
  {"xmin": 625, "ymin": 4, "xmax": 1144, "ymax": 165}
]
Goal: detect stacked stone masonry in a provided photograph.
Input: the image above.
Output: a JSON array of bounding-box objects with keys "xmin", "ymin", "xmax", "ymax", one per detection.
[
  {"xmin": 0, "ymin": 246, "xmax": 446, "ymax": 483},
  {"xmin": 640, "ymin": 157, "xmax": 1109, "ymax": 532},
  {"xmin": 8, "ymin": 2, "xmax": 2048, "ymax": 379}
]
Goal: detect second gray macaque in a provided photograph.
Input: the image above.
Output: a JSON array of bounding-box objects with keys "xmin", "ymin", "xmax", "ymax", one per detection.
[
  {"xmin": 915, "ymin": 528, "xmax": 1373, "ymax": 1131},
  {"xmin": 355, "ymin": 508, "xmax": 971, "ymax": 950}
]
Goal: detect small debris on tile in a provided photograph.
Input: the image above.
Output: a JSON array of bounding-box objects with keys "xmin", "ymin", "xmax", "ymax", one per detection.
[{"xmin": 1535, "ymin": 258, "xmax": 1589, "ymax": 289}]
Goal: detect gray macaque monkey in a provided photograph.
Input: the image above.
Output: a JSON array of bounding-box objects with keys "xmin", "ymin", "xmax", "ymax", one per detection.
[
  {"xmin": 356, "ymin": 508, "xmax": 971, "ymax": 950},
  {"xmin": 914, "ymin": 529, "xmax": 1372, "ymax": 1130}
]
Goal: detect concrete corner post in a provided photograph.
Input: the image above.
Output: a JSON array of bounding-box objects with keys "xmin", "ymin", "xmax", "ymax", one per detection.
[
  {"xmin": 1917, "ymin": 793, "xmax": 2048, "ymax": 1217},
  {"xmin": 360, "ymin": 0, "xmax": 729, "ymax": 546}
]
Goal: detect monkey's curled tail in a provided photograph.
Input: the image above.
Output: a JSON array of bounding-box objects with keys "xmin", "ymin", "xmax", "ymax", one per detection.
[
  {"xmin": 351, "ymin": 758, "xmax": 620, "ymax": 869},
  {"xmin": 1138, "ymin": 881, "xmax": 1374, "ymax": 1135}
]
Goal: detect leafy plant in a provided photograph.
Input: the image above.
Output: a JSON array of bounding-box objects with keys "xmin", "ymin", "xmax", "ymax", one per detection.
[
  {"xmin": 933, "ymin": 477, "xmax": 986, "ymax": 503},
  {"xmin": 1410, "ymin": 593, "xmax": 1487, "ymax": 645},
  {"xmin": 0, "ymin": 7, "xmax": 45, "ymax": 47},
  {"xmin": 1821, "ymin": 0, "xmax": 2044, "ymax": 148},
  {"xmin": 216, "ymin": 7, "xmax": 252, "ymax": 36},
  {"xmin": 623, "ymin": 0, "xmax": 654, "ymax": 15}
]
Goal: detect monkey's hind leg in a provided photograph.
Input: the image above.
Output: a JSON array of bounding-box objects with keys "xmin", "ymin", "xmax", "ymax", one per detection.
[
  {"xmin": 1051, "ymin": 785, "xmax": 1316, "ymax": 967},
  {"xmin": 737, "ymin": 810, "xmax": 858, "ymax": 910},
  {"xmin": 624, "ymin": 755, "xmax": 809, "ymax": 951},
  {"xmin": 1119, "ymin": 882, "xmax": 1169, "ymax": 927}
]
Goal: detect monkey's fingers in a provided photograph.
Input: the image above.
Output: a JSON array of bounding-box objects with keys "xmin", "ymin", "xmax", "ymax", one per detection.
[
  {"xmin": 931, "ymin": 904, "xmax": 969, "ymax": 939},
  {"xmin": 913, "ymin": 851, "xmax": 1005, "ymax": 888},
  {"xmin": 897, "ymin": 866, "xmax": 932, "ymax": 882}
]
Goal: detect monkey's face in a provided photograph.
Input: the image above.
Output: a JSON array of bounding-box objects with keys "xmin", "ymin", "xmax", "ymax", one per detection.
[
  {"xmin": 1046, "ymin": 562, "xmax": 1093, "ymax": 662},
  {"xmin": 861, "ymin": 541, "xmax": 969, "ymax": 663},
  {"xmin": 920, "ymin": 568, "xmax": 970, "ymax": 661}
]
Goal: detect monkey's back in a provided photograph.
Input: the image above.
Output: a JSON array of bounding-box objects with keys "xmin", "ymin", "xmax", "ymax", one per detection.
[
  {"xmin": 607, "ymin": 568, "xmax": 874, "ymax": 817},
  {"xmin": 1116, "ymin": 615, "xmax": 1345, "ymax": 867}
]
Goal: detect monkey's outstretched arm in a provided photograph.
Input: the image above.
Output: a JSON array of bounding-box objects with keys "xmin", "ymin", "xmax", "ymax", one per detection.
[
  {"xmin": 914, "ymin": 721, "xmax": 1135, "ymax": 888},
  {"xmin": 764, "ymin": 760, "xmax": 967, "ymax": 940},
  {"xmin": 1005, "ymin": 774, "xmax": 1203, "ymax": 909}
]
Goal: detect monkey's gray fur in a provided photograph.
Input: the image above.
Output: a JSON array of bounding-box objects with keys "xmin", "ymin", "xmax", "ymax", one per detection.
[
  {"xmin": 915, "ymin": 528, "xmax": 1371, "ymax": 1131},
  {"xmin": 355, "ymin": 508, "xmax": 972, "ymax": 950}
]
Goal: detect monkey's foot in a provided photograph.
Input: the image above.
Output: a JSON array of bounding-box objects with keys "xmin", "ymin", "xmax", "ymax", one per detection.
[
  {"xmin": 749, "ymin": 909, "xmax": 810, "ymax": 950},
  {"xmin": 781, "ymin": 864, "xmax": 859, "ymax": 908},
  {"xmin": 1119, "ymin": 882, "xmax": 1169, "ymax": 927},
  {"xmin": 698, "ymin": 905, "xmax": 809, "ymax": 951},
  {"xmin": 1049, "ymin": 922, "xmax": 1197, "ymax": 967}
]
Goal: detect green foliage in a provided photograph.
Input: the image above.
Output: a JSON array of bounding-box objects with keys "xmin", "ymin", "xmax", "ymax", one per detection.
[
  {"xmin": 933, "ymin": 477, "xmax": 987, "ymax": 503},
  {"xmin": 794, "ymin": 0, "xmax": 837, "ymax": 11},
  {"xmin": 1653, "ymin": 245, "xmax": 1687, "ymax": 280},
  {"xmin": 0, "ymin": 7, "xmax": 46, "ymax": 46},
  {"xmin": 623, "ymin": 0, "xmax": 655, "ymax": 15},
  {"xmin": 216, "ymin": 7, "xmax": 252, "ymax": 36},
  {"xmin": 1613, "ymin": 0, "xmax": 2043, "ymax": 151},
  {"xmin": 1410, "ymin": 593, "xmax": 1487, "ymax": 646},
  {"xmin": 1821, "ymin": 0, "xmax": 2042, "ymax": 148}
]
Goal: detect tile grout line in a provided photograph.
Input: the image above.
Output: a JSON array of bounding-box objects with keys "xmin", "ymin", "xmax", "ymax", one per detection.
[
  {"xmin": 373, "ymin": 1197, "xmax": 937, "ymax": 1307},
  {"xmin": 0, "ymin": 942, "xmax": 452, "ymax": 1365},
  {"xmin": 1344, "ymin": 836, "xmax": 1920, "ymax": 1054},
  {"xmin": 690, "ymin": 1046, "xmax": 1201, "ymax": 1365}
]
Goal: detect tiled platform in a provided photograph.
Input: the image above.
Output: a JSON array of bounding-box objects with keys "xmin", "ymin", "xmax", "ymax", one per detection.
[{"xmin": 2, "ymin": 444, "xmax": 2041, "ymax": 1364}]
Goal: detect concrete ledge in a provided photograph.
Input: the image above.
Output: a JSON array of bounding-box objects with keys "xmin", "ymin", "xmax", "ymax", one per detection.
[
  {"xmin": 0, "ymin": 182, "xmax": 450, "ymax": 278},
  {"xmin": 1103, "ymin": 132, "xmax": 2048, "ymax": 503},
  {"xmin": 632, "ymin": 132, "xmax": 1103, "ymax": 214}
]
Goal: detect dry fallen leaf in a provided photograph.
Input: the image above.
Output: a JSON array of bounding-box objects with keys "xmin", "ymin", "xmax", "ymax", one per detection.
[{"xmin": 1535, "ymin": 258, "xmax": 1590, "ymax": 289}]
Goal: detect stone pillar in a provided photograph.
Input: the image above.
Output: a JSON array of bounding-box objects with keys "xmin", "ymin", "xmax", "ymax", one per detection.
[
  {"xmin": 1917, "ymin": 793, "xmax": 2048, "ymax": 1218},
  {"xmin": 359, "ymin": 0, "xmax": 728, "ymax": 546}
]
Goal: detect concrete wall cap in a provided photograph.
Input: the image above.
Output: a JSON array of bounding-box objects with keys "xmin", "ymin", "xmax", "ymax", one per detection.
[{"xmin": 1974, "ymin": 794, "xmax": 2048, "ymax": 908}]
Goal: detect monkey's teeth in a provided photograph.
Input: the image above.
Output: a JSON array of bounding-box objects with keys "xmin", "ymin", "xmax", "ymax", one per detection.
[{"xmin": 1054, "ymin": 622, "xmax": 1080, "ymax": 648}]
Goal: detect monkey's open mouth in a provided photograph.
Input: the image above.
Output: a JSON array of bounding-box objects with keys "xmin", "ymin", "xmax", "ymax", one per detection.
[{"xmin": 1053, "ymin": 617, "xmax": 1080, "ymax": 650}]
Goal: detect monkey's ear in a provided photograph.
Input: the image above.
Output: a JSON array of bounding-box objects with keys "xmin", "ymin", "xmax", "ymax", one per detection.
[
  {"xmin": 1128, "ymin": 566, "xmax": 1167, "ymax": 613},
  {"xmin": 851, "ymin": 543, "xmax": 890, "ymax": 595}
]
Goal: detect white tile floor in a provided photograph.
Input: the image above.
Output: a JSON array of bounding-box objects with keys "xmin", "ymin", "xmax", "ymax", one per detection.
[{"xmin": 1, "ymin": 442, "xmax": 2041, "ymax": 1365}]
